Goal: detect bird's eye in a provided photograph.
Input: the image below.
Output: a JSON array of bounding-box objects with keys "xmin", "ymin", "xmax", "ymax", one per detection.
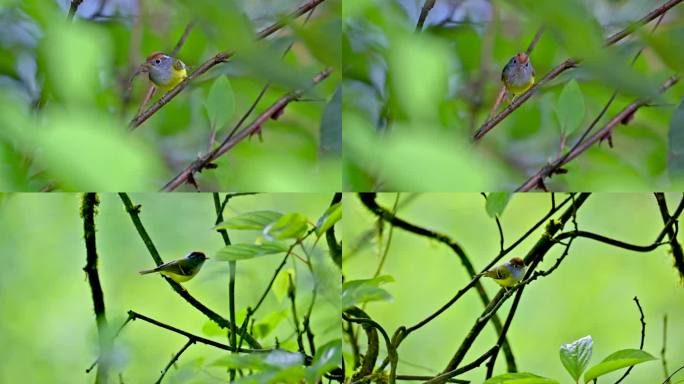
[{"xmin": 155, "ymin": 59, "xmax": 161, "ymax": 64}]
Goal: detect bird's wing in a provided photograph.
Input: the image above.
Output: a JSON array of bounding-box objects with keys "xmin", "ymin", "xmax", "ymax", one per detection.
[
  {"xmin": 484, "ymin": 265, "xmax": 511, "ymax": 280},
  {"xmin": 172, "ymin": 59, "xmax": 186, "ymax": 71},
  {"xmin": 142, "ymin": 259, "xmax": 192, "ymax": 276}
]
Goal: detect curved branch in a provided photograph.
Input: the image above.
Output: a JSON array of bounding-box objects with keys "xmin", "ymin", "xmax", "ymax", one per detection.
[
  {"xmin": 161, "ymin": 67, "xmax": 333, "ymax": 191},
  {"xmin": 129, "ymin": 0, "xmax": 329, "ymax": 129},
  {"xmin": 614, "ymin": 296, "xmax": 646, "ymax": 384},
  {"xmin": 654, "ymin": 193, "xmax": 684, "ymax": 281}
]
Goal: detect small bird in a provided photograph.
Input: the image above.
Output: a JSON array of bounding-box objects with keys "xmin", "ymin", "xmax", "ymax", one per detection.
[
  {"xmin": 139, "ymin": 251, "xmax": 208, "ymax": 283},
  {"xmin": 143, "ymin": 52, "xmax": 188, "ymax": 92},
  {"xmin": 478, "ymin": 257, "xmax": 527, "ymax": 288},
  {"xmin": 501, "ymin": 52, "xmax": 535, "ymax": 97}
]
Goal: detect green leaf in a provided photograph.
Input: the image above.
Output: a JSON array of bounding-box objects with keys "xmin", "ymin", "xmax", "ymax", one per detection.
[
  {"xmin": 584, "ymin": 349, "xmax": 656, "ymax": 382},
  {"xmin": 264, "ymin": 213, "xmax": 309, "ymax": 240},
  {"xmin": 668, "ymin": 98, "xmax": 684, "ymax": 179},
  {"xmin": 555, "ymin": 79, "xmax": 585, "ymax": 135},
  {"xmin": 643, "ymin": 27, "xmax": 684, "ymax": 73},
  {"xmin": 205, "ymin": 75, "xmax": 235, "ymax": 130},
  {"xmin": 316, "ymin": 202, "xmax": 342, "ymax": 236},
  {"xmin": 253, "ymin": 310, "xmax": 289, "ymax": 339},
  {"xmin": 320, "ymin": 86, "xmax": 342, "ymax": 156},
  {"xmin": 201, "ymin": 319, "xmax": 224, "ymax": 337},
  {"xmin": 272, "ymin": 268, "xmax": 295, "ymax": 302},
  {"xmin": 560, "ymin": 335, "xmax": 593, "ymax": 382},
  {"xmin": 305, "ymin": 339, "xmax": 342, "ymax": 383},
  {"xmin": 214, "ymin": 210, "xmax": 283, "ymax": 230},
  {"xmin": 215, "ymin": 241, "xmax": 289, "ymax": 261},
  {"xmin": 484, "ymin": 372, "xmax": 559, "ymax": 384},
  {"xmin": 342, "ymin": 276, "xmax": 393, "ymax": 309},
  {"xmin": 485, "ymin": 192, "xmax": 511, "ymax": 218}
]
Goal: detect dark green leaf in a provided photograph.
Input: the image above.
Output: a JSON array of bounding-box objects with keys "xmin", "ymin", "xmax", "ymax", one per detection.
[
  {"xmin": 305, "ymin": 339, "xmax": 342, "ymax": 382},
  {"xmin": 560, "ymin": 335, "xmax": 592, "ymax": 382},
  {"xmin": 342, "ymin": 275, "xmax": 393, "ymax": 309},
  {"xmin": 486, "ymin": 192, "xmax": 511, "ymax": 218},
  {"xmin": 668, "ymin": 98, "xmax": 684, "ymax": 179},
  {"xmin": 264, "ymin": 213, "xmax": 309, "ymax": 240},
  {"xmin": 214, "ymin": 210, "xmax": 283, "ymax": 230},
  {"xmin": 205, "ymin": 75, "xmax": 235, "ymax": 130},
  {"xmin": 555, "ymin": 79, "xmax": 585, "ymax": 135},
  {"xmin": 316, "ymin": 202, "xmax": 341, "ymax": 235},
  {"xmin": 320, "ymin": 86, "xmax": 342, "ymax": 156},
  {"xmin": 584, "ymin": 349, "xmax": 656, "ymax": 382},
  {"xmin": 215, "ymin": 241, "xmax": 289, "ymax": 261}
]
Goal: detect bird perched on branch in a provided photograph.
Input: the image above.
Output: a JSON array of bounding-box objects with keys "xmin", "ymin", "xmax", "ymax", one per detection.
[
  {"xmin": 502, "ymin": 52, "xmax": 535, "ymax": 97},
  {"xmin": 478, "ymin": 257, "xmax": 527, "ymax": 288},
  {"xmin": 143, "ymin": 52, "xmax": 188, "ymax": 92},
  {"xmin": 139, "ymin": 251, "xmax": 208, "ymax": 283}
]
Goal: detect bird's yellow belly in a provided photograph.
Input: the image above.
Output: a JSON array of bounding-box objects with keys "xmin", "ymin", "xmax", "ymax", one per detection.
[{"xmin": 160, "ymin": 270, "xmax": 193, "ymax": 283}]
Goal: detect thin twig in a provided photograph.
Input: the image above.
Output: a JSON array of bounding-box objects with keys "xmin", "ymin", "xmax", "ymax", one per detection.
[
  {"xmin": 662, "ymin": 315, "xmax": 671, "ymax": 384},
  {"xmin": 171, "ymin": 21, "xmax": 195, "ymax": 58},
  {"xmin": 154, "ymin": 339, "xmax": 194, "ymax": 384},
  {"xmin": 415, "ymin": 0, "xmax": 437, "ymax": 31},
  {"xmin": 161, "ymin": 67, "xmax": 333, "ymax": 191},
  {"xmin": 604, "ymin": 0, "xmax": 684, "ymax": 46},
  {"xmin": 614, "ymin": 296, "xmax": 646, "ymax": 384},
  {"xmin": 129, "ymin": 0, "xmax": 329, "ymax": 129},
  {"xmin": 654, "ymin": 193, "xmax": 684, "ymax": 282},
  {"xmin": 67, "ymin": 0, "xmax": 84, "ymax": 21}
]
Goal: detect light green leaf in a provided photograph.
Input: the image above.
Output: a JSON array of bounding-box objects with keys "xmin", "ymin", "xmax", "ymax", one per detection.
[
  {"xmin": 320, "ymin": 86, "xmax": 342, "ymax": 156},
  {"xmin": 560, "ymin": 335, "xmax": 593, "ymax": 382},
  {"xmin": 215, "ymin": 241, "xmax": 289, "ymax": 261},
  {"xmin": 485, "ymin": 192, "xmax": 511, "ymax": 218},
  {"xmin": 316, "ymin": 202, "xmax": 342, "ymax": 236},
  {"xmin": 264, "ymin": 213, "xmax": 309, "ymax": 240},
  {"xmin": 668, "ymin": 98, "xmax": 684, "ymax": 179},
  {"xmin": 253, "ymin": 310, "xmax": 289, "ymax": 339},
  {"xmin": 272, "ymin": 268, "xmax": 295, "ymax": 302},
  {"xmin": 205, "ymin": 75, "xmax": 235, "ymax": 130},
  {"xmin": 305, "ymin": 339, "xmax": 342, "ymax": 383},
  {"xmin": 584, "ymin": 349, "xmax": 656, "ymax": 383},
  {"xmin": 214, "ymin": 210, "xmax": 283, "ymax": 230},
  {"xmin": 342, "ymin": 276, "xmax": 393, "ymax": 309},
  {"xmin": 484, "ymin": 372, "xmax": 560, "ymax": 384},
  {"xmin": 555, "ymin": 79, "xmax": 585, "ymax": 135}
]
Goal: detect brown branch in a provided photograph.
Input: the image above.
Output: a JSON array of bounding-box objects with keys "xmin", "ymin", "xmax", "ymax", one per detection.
[
  {"xmin": 473, "ymin": 0, "xmax": 684, "ymax": 141},
  {"xmin": 67, "ymin": 0, "xmax": 84, "ymax": 21},
  {"xmin": 161, "ymin": 67, "xmax": 333, "ymax": 191},
  {"xmin": 81, "ymin": 193, "xmax": 110, "ymax": 384},
  {"xmin": 516, "ymin": 75, "xmax": 679, "ymax": 191},
  {"xmin": 604, "ymin": 0, "xmax": 684, "ymax": 46},
  {"xmin": 415, "ymin": 0, "xmax": 437, "ymax": 31},
  {"xmin": 129, "ymin": 0, "xmax": 329, "ymax": 129}
]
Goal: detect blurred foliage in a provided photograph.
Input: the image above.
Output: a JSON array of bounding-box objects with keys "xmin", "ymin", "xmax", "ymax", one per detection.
[
  {"xmin": 343, "ymin": 0, "xmax": 684, "ymax": 191},
  {"xmin": 343, "ymin": 193, "xmax": 684, "ymax": 382},
  {"xmin": 0, "ymin": 193, "xmax": 341, "ymax": 382},
  {"xmin": 0, "ymin": 0, "xmax": 341, "ymax": 191}
]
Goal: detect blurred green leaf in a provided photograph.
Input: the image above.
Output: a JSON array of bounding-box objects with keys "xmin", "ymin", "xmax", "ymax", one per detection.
[
  {"xmin": 214, "ymin": 210, "xmax": 283, "ymax": 230},
  {"xmin": 273, "ymin": 268, "xmax": 295, "ymax": 302},
  {"xmin": 584, "ymin": 349, "xmax": 656, "ymax": 383},
  {"xmin": 560, "ymin": 335, "xmax": 592, "ymax": 382},
  {"xmin": 643, "ymin": 27, "xmax": 684, "ymax": 73},
  {"xmin": 316, "ymin": 202, "xmax": 341, "ymax": 235},
  {"xmin": 668, "ymin": 98, "xmax": 684, "ymax": 179},
  {"xmin": 485, "ymin": 192, "xmax": 511, "ymax": 218},
  {"xmin": 205, "ymin": 75, "xmax": 235, "ymax": 131},
  {"xmin": 305, "ymin": 339, "xmax": 342, "ymax": 382},
  {"xmin": 253, "ymin": 309, "xmax": 289, "ymax": 339},
  {"xmin": 320, "ymin": 86, "xmax": 342, "ymax": 156},
  {"xmin": 342, "ymin": 275, "xmax": 393, "ymax": 309},
  {"xmin": 292, "ymin": 15, "xmax": 342, "ymax": 68},
  {"xmin": 484, "ymin": 372, "xmax": 559, "ymax": 384},
  {"xmin": 201, "ymin": 319, "xmax": 225, "ymax": 337},
  {"xmin": 555, "ymin": 80, "xmax": 585, "ymax": 135},
  {"xmin": 264, "ymin": 213, "xmax": 309, "ymax": 240},
  {"xmin": 215, "ymin": 241, "xmax": 289, "ymax": 261}
]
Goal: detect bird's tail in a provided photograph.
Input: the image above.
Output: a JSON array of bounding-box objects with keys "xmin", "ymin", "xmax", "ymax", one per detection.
[{"xmin": 139, "ymin": 267, "xmax": 159, "ymax": 275}]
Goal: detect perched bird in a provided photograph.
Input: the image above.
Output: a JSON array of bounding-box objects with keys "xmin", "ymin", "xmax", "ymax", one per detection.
[
  {"xmin": 143, "ymin": 52, "xmax": 188, "ymax": 92},
  {"xmin": 479, "ymin": 257, "xmax": 527, "ymax": 288},
  {"xmin": 501, "ymin": 52, "xmax": 535, "ymax": 97},
  {"xmin": 139, "ymin": 251, "xmax": 208, "ymax": 283}
]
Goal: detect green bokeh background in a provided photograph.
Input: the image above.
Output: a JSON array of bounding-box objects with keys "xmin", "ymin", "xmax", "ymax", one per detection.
[
  {"xmin": 343, "ymin": 193, "xmax": 684, "ymax": 382},
  {"xmin": 0, "ymin": 0, "xmax": 341, "ymax": 191},
  {"xmin": 343, "ymin": 0, "xmax": 684, "ymax": 191},
  {"xmin": 0, "ymin": 193, "xmax": 341, "ymax": 383}
]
